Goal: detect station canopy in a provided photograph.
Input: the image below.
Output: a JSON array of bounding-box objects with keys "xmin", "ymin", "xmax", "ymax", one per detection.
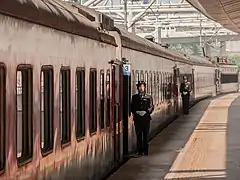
[{"xmin": 186, "ymin": 0, "xmax": 240, "ymax": 34}]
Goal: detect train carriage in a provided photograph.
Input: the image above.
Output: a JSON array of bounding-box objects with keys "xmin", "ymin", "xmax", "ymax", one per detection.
[
  {"xmin": 0, "ymin": 0, "xmax": 233, "ymax": 180},
  {"xmin": 190, "ymin": 55, "xmax": 216, "ymax": 99},
  {"xmin": 110, "ymin": 29, "xmax": 219, "ymax": 163},
  {"xmin": 219, "ymin": 63, "xmax": 239, "ymax": 93},
  {"xmin": 0, "ymin": 0, "xmax": 119, "ymax": 179},
  {"xmin": 111, "ymin": 30, "xmax": 180, "ymax": 155}
]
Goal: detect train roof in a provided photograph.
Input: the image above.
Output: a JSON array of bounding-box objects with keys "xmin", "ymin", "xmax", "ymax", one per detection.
[
  {"xmin": 219, "ymin": 63, "xmax": 238, "ymax": 67},
  {"xmin": 0, "ymin": 0, "xmax": 116, "ymax": 46},
  {"xmin": 118, "ymin": 28, "xmax": 216, "ymax": 67},
  {"xmin": 0, "ymin": 0, "xmax": 219, "ymax": 68},
  {"xmin": 118, "ymin": 29, "xmax": 190, "ymax": 64},
  {"xmin": 189, "ymin": 55, "xmax": 215, "ymax": 67}
]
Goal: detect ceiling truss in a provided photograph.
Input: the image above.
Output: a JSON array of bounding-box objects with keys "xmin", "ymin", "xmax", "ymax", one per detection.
[{"xmin": 64, "ymin": 0, "xmax": 237, "ymax": 45}]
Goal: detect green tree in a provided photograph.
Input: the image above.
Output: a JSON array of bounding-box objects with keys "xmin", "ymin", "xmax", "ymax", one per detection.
[
  {"xmin": 228, "ymin": 54, "xmax": 240, "ymax": 66},
  {"xmin": 169, "ymin": 43, "xmax": 203, "ymax": 56}
]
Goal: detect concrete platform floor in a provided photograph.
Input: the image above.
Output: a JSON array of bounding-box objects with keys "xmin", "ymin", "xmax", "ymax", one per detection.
[{"xmin": 107, "ymin": 93, "xmax": 240, "ymax": 180}]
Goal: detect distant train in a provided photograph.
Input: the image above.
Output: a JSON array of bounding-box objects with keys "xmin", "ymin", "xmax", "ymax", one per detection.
[{"xmin": 0, "ymin": 0, "xmax": 238, "ymax": 180}]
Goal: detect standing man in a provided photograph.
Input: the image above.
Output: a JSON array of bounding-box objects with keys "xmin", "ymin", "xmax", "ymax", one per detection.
[
  {"xmin": 180, "ymin": 76, "xmax": 191, "ymax": 115},
  {"xmin": 131, "ymin": 81, "xmax": 154, "ymax": 156}
]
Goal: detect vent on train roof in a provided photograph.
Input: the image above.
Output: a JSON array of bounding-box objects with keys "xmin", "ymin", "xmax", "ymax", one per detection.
[
  {"xmin": 77, "ymin": 8, "xmax": 95, "ymax": 21},
  {"xmin": 162, "ymin": 44, "xmax": 169, "ymax": 49},
  {"xmin": 71, "ymin": 3, "xmax": 96, "ymax": 21},
  {"xmin": 145, "ymin": 35, "xmax": 154, "ymax": 42},
  {"xmin": 98, "ymin": 13, "xmax": 114, "ymax": 31}
]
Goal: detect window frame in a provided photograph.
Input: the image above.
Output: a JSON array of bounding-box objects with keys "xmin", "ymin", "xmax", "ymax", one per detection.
[
  {"xmin": 145, "ymin": 71, "xmax": 148, "ymax": 93},
  {"xmin": 221, "ymin": 74, "xmax": 238, "ymax": 83},
  {"xmin": 16, "ymin": 64, "xmax": 33, "ymax": 166},
  {"xmin": 0, "ymin": 63, "xmax": 6, "ymax": 174},
  {"xmin": 76, "ymin": 67, "xmax": 86, "ymax": 141},
  {"xmin": 136, "ymin": 70, "xmax": 140, "ymax": 82},
  {"xmin": 149, "ymin": 71, "xmax": 152, "ymax": 95},
  {"xmin": 60, "ymin": 66, "xmax": 71, "ymax": 147},
  {"xmin": 106, "ymin": 69, "xmax": 111, "ymax": 127},
  {"xmin": 160, "ymin": 72, "xmax": 163, "ymax": 103},
  {"xmin": 135, "ymin": 70, "xmax": 139, "ymax": 94},
  {"xmin": 162, "ymin": 72, "xmax": 166, "ymax": 100},
  {"xmin": 40, "ymin": 65, "xmax": 54, "ymax": 156},
  {"xmin": 153, "ymin": 71, "xmax": 156, "ymax": 104},
  {"xmin": 140, "ymin": 70, "xmax": 144, "ymax": 81},
  {"xmin": 89, "ymin": 68, "xmax": 97, "ymax": 134},
  {"xmin": 100, "ymin": 70, "xmax": 105, "ymax": 130}
]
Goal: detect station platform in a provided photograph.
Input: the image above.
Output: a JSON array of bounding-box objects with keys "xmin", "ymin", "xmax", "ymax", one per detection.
[{"xmin": 107, "ymin": 93, "xmax": 240, "ymax": 180}]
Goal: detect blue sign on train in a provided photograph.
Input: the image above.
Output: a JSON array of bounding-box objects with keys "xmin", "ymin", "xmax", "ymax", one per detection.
[{"xmin": 123, "ymin": 64, "xmax": 131, "ymax": 76}]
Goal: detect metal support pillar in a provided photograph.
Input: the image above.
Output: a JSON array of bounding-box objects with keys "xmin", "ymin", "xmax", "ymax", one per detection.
[
  {"xmin": 129, "ymin": 24, "xmax": 135, "ymax": 34},
  {"xmin": 124, "ymin": 0, "xmax": 127, "ymax": 30},
  {"xmin": 205, "ymin": 42, "xmax": 211, "ymax": 57},
  {"xmin": 156, "ymin": 26, "xmax": 161, "ymax": 43},
  {"xmin": 220, "ymin": 41, "xmax": 227, "ymax": 57}
]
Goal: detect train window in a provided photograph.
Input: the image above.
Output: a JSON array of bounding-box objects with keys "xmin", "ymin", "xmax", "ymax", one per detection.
[
  {"xmin": 106, "ymin": 70, "xmax": 110, "ymax": 127},
  {"xmin": 136, "ymin": 71, "xmax": 140, "ymax": 82},
  {"xmin": 40, "ymin": 66, "xmax": 54, "ymax": 155},
  {"xmin": 90, "ymin": 69, "xmax": 97, "ymax": 133},
  {"xmin": 154, "ymin": 72, "xmax": 157, "ymax": 104},
  {"xmin": 76, "ymin": 68, "xmax": 85, "ymax": 140},
  {"xmin": 167, "ymin": 74, "xmax": 171, "ymax": 105},
  {"xmin": 161, "ymin": 73, "xmax": 164, "ymax": 101},
  {"xmin": 100, "ymin": 70, "xmax": 105, "ymax": 129},
  {"xmin": 132, "ymin": 70, "xmax": 135, "ymax": 94},
  {"xmin": 60, "ymin": 67, "xmax": 71, "ymax": 146},
  {"xmin": 0, "ymin": 65, "xmax": 5, "ymax": 172},
  {"xmin": 145, "ymin": 71, "xmax": 148, "ymax": 93},
  {"xmin": 163, "ymin": 73, "xmax": 166, "ymax": 100},
  {"xmin": 167, "ymin": 74, "xmax": 172, "ymax": 100},
  {"xmin": 164, "ymin": 73, "xmax": 167, "ymax": 100},
  {"xmin": 160, "ymin": 72, "xmax": 162, "ymax": 102},
  {"xmin": 166, "ymin": 73, "xmax": 169, "ymax": 100},
  {"xmin": 17, "ymin": 65, "xmax": 33, "ymax": 165},
  {"xmin": 140, "ymin": 70, "xmax": 144, "ymax": 81},
  {"xmin": 156, "ymin": 73, "xmax": 160, "ymax": 104},
  {"xmin": 135, "ymin": 70, "xmax": 139, "ymax": 93},
  {"xmin": 221, "ymin": 74, "xmax": 238, "ymax": 83},
  {"xmin": 160, "ymin": 73, "xmax": 163, "ymax": 101},
  {"xmin": 149, "ymin": 72, "xmax": 152, "ymax": 95}
]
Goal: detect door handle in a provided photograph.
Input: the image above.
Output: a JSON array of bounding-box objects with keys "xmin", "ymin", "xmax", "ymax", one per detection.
[{"xmin": 115, "ymin": 103, "xmax": 120, "ymax": 107}]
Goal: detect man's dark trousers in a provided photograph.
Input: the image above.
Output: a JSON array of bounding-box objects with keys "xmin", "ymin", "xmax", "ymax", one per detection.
[
  {"xmin": 134, "ymin": 115, "xmax": 150, "ymax": 155},
  {"xmin": 182, "ymin": 94, "xmax": 190, "ymax": 114}
]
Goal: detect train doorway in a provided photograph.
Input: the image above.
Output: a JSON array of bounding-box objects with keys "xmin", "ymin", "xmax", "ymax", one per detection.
[
  {"xmin": 122, "ymin": 61, "xmax": 131, "ymax": 157},
  {"xmin": 111, "ymin": 64, "xmax": 121, "ymax": 164},
  {"xmin": 173, "ymin": 68, "xmax": 179, "ymax": 114}
]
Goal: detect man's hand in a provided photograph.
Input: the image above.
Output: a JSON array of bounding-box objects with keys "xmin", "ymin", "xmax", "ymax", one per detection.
[{"xmin": 136, "ymin": 111, "xmax": 147, "ymax": 116}]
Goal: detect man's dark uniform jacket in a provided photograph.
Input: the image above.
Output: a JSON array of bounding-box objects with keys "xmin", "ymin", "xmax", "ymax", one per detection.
[
  {"xmin": 180, "ymin": 82, "xmax": 191, "ymax": 95},
  {"xmin": 131, "ymin": 93, "xmax": 154, "ymax": 120}
]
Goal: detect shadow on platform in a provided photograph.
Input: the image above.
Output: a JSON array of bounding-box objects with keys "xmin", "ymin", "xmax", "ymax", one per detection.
[{"xmin": 226, "ymin": 95, "xmax": 240, "ymax": 179}]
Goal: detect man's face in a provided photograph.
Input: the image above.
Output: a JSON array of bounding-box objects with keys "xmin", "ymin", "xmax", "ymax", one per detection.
[
  {"xmin": 138, "ymin": 84, "xmax": 145, "ymax": 93},
  {"xmin": 184, "ymin": 77, "xmax": 187, "ymax": 83}
]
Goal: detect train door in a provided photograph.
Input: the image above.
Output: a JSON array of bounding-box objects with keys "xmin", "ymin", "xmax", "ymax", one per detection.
[
  {"xmin": 238, "ymin": 70, "xmax": 240, "ymax": 92},
  {"xmin": 173, "ymin": 67, "xmax": 179, "ymax": 114},
  {"xmin": 122, "ymin": 62, "xmax": 131, "ymax": 157},
  {"xmin": 111, "ymin": 64, "xmax": 121, "ymax": 164},
  {"xmin": 191, "ymin": 69, "xmax": 195, "ymax": 101}
]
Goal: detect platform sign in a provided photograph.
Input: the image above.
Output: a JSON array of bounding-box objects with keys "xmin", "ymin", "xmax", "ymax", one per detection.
[{"xmin": 123, "ymin": 64, "xmax": 131, "ymax": 76}]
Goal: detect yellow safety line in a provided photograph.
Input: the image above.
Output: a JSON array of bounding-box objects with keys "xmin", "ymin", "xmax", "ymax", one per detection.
[{"xmin": 165, "ymin": 93, "xmax": 240, "ymax": 179}]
